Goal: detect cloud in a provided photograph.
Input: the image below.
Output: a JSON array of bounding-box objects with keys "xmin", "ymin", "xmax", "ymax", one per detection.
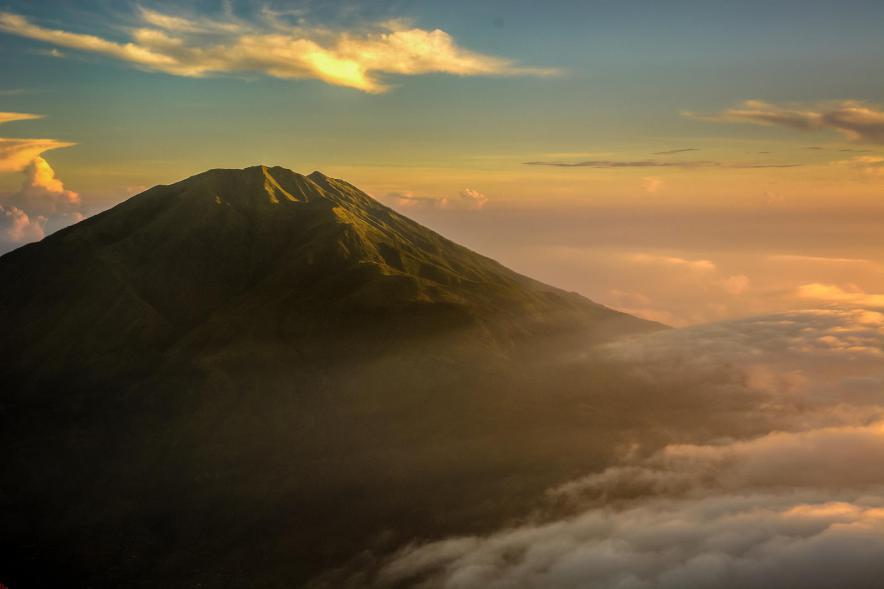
[
  {"xmin": 628, "ymin": 253, "xmax": 716, "ymax": 271},
  {"xmin": 653, "ymin": 148, "xmax": 699, "ymax": 155},
  {"xmin": 835, "ymin": 155, "xmax": 884, "ymax": 178},
  {"xmin": 795, "ymin": 283, "xmax": 884, "ymax": 308},
  {"xmin": 458, "ymin": 188, "xmax": 488, "ymax": 210},
  {"xmin": 642, "ymin": 176, "xmax": 664, "ymax": 193},
  {"xmin": 0, "ymin": 157, "xmax": 83, "ymax": 249},
  {"xmin": 694, "ymin": 100, "xmax": 884, "ymax": 145},
  {"xmin": 523, "ymin": 159, "xmax": 801, "ymax": 169},
  {"xmin": 0, "ymin": 138, "xmax": 76, "ymax": 174},
  {"xmin": 372, "ymin": 309, "xmax": 884, "ymax": 589},
  {"xmin": 386, "ymin": 188, "xmax": 488, "ymax": 210},
  {"xmin": 0, "ymin": 112, "xmax": 43, "ymax": 126},
  {"xmin": 524, "ymin": 159, "xmax": 719, "ymax": 168},
  {"xmin": 0, "ymin": 9, "xmax": 555, "ymax": 93},
  {"xmin": 722, "ymin": 274, "xmax": 750, "ymax": 295}
]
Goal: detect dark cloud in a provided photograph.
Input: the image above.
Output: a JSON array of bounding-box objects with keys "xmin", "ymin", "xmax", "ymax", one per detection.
[
  {"xmin": 653, "ymin": 148, "xmax": 699, "ymax": 155},
  {"xmin": 696, "ymin": 100, "xmax": 884, "ymax": 145}
]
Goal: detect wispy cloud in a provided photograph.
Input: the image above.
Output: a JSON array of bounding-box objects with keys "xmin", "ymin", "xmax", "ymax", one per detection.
[
  {"xmin": 0, "ymin": 112, "xmax": 43, "ymax": 126},
  {"xmin": 690, "ymin": 100, "xmax": 884, "ymax": 144},
  {"xmin": 652, "ymin": 147, "xmax": 699, "ymax": 155},
  {"xmin": 524, "ymin": 159, "xmax": 801, "ymax": 169},
  {"xmin": 0, "ymin": 9, "xmax": 557, "ymax": 93},
  {"xmin": 524, "ymin": 159, "xmax": 718, "ymax": 168},
  {"xmin": 0, "ymin": 138, "xmax": 76, "ymax": 173}
]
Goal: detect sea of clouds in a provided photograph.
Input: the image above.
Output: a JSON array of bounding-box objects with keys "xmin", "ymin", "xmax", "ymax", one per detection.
[{"xmin": 376, "ymin": 307, "xmax": 884, "ymax": 588}]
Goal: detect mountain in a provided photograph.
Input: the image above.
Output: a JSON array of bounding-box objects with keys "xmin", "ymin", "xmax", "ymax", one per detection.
[{"xmin": 0, "ymin": 166, "xmax": 660, "ymax": 588}]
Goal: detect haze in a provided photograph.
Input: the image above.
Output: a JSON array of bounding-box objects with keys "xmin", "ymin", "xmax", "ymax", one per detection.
[{"xmin": 2, "ymin": 2, "xmax": 884, "ymax": 588}]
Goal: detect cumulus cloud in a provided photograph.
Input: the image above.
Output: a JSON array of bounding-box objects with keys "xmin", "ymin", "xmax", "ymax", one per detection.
[
  {"xmin": 371, "ymin": 308, "xmax": 884, "ymax": 589},
  {"xmin": 0, "ymin": 9, "xmax": 555, "ymax": 93},
  {"xmin": 458, "ymin": 188, "xmax": 488, "ymax": 210},
  {"xmin": 386, "ymin": 188, "xmax": 488, "ymax": 210},
  {"xmin": 693, "ymin": 100, "xmax": 884, "ymax": 145},
  {"xmin": 0, "ymin": 157, "xmax": 83, "ymax": 249}
]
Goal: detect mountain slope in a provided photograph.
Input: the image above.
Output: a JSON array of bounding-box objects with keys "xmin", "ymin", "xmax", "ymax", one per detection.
[{"xmin": 0, "ymin": 166, "xmax": 660, "ymax": 588}]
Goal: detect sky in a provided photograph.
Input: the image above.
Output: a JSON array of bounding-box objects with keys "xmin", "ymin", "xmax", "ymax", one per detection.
[{"xmin": 1, "ymin": 0, "xmax": 884, "ymax": 324}]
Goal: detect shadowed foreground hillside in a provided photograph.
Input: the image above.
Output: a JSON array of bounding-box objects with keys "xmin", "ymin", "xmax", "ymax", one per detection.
[{"xmin": 0, "ymin": 166, "xmax": 660, "ymax": 588}]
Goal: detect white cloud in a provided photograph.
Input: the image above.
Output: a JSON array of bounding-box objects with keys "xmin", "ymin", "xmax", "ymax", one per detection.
[
  {"xmin": 458, "ymin": 188, "xmax": 488, "ymax": 210},
  {"xmin": 0, "ymin": 9, "xmax": 556, "ymax": 93},
  {"xmin": 373, "ymin": 309, "xmax": 884, "ymax": 589}
]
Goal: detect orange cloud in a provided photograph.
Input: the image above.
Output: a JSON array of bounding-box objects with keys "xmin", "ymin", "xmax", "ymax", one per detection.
[
  {"xmin": 0, "ymin": 112, "xmax": 43, "ymax": 126},
  {"xmin": 0, "ymin": 138, "xmax": 76, "ymax": 173},
  {"xmin": 1, "ymin": 157, "xmax": 83, "ymax": 247},
  {"xmin": 0, "ymin": 10, "xmax": 556, "ymax": 93}
]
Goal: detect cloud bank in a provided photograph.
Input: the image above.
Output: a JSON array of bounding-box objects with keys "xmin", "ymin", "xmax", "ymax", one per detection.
[
  {"xmin": 0, "ymin": 9, "xmax": 555, "ymax": 93},
  {"xmin": 371, "ymin": 308, "xmax": 884, "ymax": 589}
]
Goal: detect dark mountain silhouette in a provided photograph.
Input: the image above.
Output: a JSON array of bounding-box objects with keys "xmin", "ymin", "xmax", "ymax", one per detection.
[{"xmin": 0, "ymin": 166, "xmax": 660, "ymax": 588}]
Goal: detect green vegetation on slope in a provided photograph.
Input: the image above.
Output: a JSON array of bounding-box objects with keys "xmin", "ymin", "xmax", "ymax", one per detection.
[{"xmin": 0, "ymin": 166, "xmax": 659, "ymax": 589}]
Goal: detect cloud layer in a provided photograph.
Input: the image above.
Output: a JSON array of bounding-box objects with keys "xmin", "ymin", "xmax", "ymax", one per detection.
[
  {"xmin": 695, "ymin": 100, "xmax": 884, "ymax": 145},
  {"xmin": 0, "ymin": 9, "xmax": 554, "ymax": 93},
  {"xmin": 371, "ymin": 308, "xmax": 884, "ymax": 588}
]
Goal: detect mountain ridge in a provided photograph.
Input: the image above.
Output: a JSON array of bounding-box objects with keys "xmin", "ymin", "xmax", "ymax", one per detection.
[{"xmin": 0, "ymin": 165, "xmax": 661, "ymax": 589}]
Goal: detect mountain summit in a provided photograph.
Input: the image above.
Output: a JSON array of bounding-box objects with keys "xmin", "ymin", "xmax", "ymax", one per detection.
[
  {"xmin": 0, "ymin": 165, "xmax": 649, "ymax": 389},
  {"xmin": 0, "ymin": 166, "xmax": 658, "ymax": 588}
]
